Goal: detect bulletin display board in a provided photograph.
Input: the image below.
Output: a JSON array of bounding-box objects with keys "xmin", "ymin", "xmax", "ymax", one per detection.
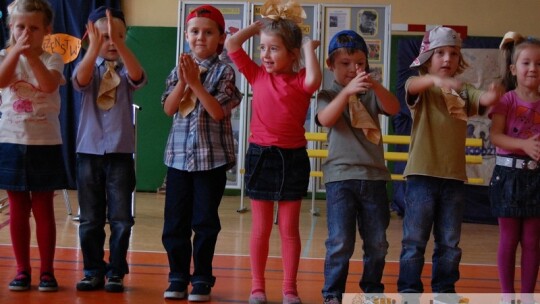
[{"xmin": 178, "ymin": 1, "xmax": 250, "ymax": 189}]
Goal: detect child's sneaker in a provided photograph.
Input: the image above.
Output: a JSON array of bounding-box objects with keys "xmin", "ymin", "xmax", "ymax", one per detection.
[
  {"xmin": 164, "ymin": 281, "xmax": 187, "ymax": 299},
  {"xmin": 105, "ymin": 276, "xmax": 124, "ymax": 292},
  {"xmin": 76, "ymin": 275, "xmax": 105, "ymax": 291},
  {"xmin": 283, "ymin": 293, "xmax": 302, "ymax": 304},
  {"xmin": 38, "ymin": 272, "xmax": 58, "ymax": 292},
  {"xmin": 323, "ymin": 296, "xmax": 341, "ymax": 304},
  {"xmin": 249, "ymin": 290, "xmax": 268, "ymax": 304},
  {"xmin": 188, "ymin": 283, "xmax": 211, "ymax": 302},
  {"xmin": 9, "ymin": 271, "xmax": 31, "ymax": 291}
]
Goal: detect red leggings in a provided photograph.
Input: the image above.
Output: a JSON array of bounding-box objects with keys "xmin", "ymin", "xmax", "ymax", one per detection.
[
  {"xmin": 7, "ymin": 190, "xmax": 56, "ymax": 275},
  {"xmin": 497, "ymin": 217, "xmax": 540, "ymax": 296},
  {"xmin": 249, "ymin": 199, "xmax": 301, "ymax": 296}
]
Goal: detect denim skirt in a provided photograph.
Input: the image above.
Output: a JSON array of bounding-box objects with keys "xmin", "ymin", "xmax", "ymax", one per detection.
[
  {"xmin": 244, "ymin": 143, "xmax": 310, "ymax": 201},
  {"xmin": 0, "ymin": 143, "xmax": 68, "ymax": 191},
  {"xmin": 489, "ymin": 165, "xmax": 540, "ymax": 217}
]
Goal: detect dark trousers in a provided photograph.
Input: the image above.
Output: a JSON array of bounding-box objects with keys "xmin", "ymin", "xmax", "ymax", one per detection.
[
  {"xmin": 77, "ymin": 153, "xmax": 135, "ymax": 278},
  {"xmin": 162, "ymin": 165, "xmax": 226, "ymax": 286}
]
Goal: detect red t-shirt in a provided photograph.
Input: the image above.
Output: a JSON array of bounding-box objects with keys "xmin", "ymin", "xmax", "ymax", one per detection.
[{"xmin": 229, "ymin": 48, "xmax": 315, "ymax": 149}]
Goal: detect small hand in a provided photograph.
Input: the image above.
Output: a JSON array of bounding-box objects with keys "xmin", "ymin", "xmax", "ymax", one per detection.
[
  {"xmin": 484, "ymin": 81, "xmax": 505, "ymax": 107},
  {"xmin": 106, "ymin": 9, "xmax": 124, "ymax": 47},
  {"xmin": 180, "ymin": 54, "xmax": 200, "ymax": 87},
  {"xmin": 85, "ymin": 21, "xmax": 103, "ymax": 51},
  {"xmin": 175, "ymin": 55, "xmax": 187, "ymax": 86},
  {"xmin": 251, "ymin": 20, "xmax": 265, "ymax": 35},
  {"xmin": 345, "ymin": 71, "xmax": 372, "ymax": 96},
  {"xmin": 523, "ymin": 134, "xmax": 540, "ymax": 161},
  {"xmin": 433, "ymin": 76, "xmax": 463, "ymax": 92},
  {"xmin": 302, "ymin": 36, "xmax": 320, "ymax": 52},
  {"xmin": 12, "ymin": 29, "xmax": 31, "ymax": 57}
]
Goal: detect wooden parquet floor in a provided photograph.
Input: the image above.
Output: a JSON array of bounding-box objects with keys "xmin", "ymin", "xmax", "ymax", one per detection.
[{"xmin": 0, "ymin": 190, "xmax": 537, "ymax": 303}]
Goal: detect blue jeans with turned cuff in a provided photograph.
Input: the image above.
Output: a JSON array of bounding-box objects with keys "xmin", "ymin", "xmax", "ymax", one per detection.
[
  {"xmin": 322, "ymin": 180, "xmax": 390, "ymax": 300},
  {"xmin": 397, "ymin": 175, "xmax": 465, "ymax": 294}
]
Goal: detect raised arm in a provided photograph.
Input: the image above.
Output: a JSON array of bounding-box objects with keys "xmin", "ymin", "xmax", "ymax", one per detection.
[
  {"xmin": 0, "ymin": 30, "xmax": 29, "ymax": 88},
  {"xmin": 225, "ymin": 21, "xmax": 262, "ymax": 53},
  {"xmin": 75, "ymin": 21, "xmax": 101, "ymax": 87},
  {"xmin": 108, "ymin": 10, "xmax": 144, "ymax": 83},
  {"xmin": 162, "ymin": 57, "xmax": 187, "ymax": 116},
  {"xmin": 407, "ymin": 74, "xmax": 462, "ymax": 96},
  {"xmin": 302, "ymin": 38, "xmax": 322, "ymax": 93}
]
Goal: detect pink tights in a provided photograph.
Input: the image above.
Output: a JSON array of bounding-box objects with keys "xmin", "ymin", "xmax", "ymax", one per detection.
[
  {"xmin": 497, "ymin": 217, "xmax": 540, "ymax": 296},
  {"xmin": 249, "ymin": 199, "xmax": 301, "ymax": 296},
  {"xmin": 8, "ymin": 190, "xmax": 56, "ymax": 275}
]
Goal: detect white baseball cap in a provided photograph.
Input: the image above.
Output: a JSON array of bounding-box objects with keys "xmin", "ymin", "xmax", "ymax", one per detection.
[{"xmin": 410, "ymin": 26, "xmax": 462, "ymax": 68}]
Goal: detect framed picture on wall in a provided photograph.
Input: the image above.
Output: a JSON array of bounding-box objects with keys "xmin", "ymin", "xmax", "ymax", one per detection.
[
  {"xmin": 366, "ymin": 39, "xmax": 381, "ymax": 62},
  {"xmin": 322, "ymin": 5, "xmax": 391, "ymax": 89},
  {"xmin": 358, "ymin": 9, "xmax": 378, "ymax": 37}
]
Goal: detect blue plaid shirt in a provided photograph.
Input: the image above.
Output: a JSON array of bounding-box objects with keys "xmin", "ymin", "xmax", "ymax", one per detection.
[{"xmin": 161, "ymin": 54, "xmax": 242, "ymax": 171}]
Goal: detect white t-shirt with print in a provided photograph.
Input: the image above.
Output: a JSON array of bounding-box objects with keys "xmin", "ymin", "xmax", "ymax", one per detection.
[{"xmin": 0, "ymin": 50, "xmax": 65, "ymax": 145}]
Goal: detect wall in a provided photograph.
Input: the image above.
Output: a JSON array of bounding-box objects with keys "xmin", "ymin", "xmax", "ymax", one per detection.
[
  {"xmin": 124, "ymin": 0, "xmax": 540, "ymax": 37},
  {"xmin": 123, "ymin": 0, "xmax": 540, "ymax": 191}
]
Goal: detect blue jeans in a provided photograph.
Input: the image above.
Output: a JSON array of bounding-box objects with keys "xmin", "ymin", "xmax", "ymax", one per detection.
[
  {"xmin": 322, "ymin": 180, "xmax": 390, "ymax": 299},
  {"xmin": 77, "ymin": 153, "xmax": 135, "ymax": 278},
  {"xmin": 398, "ymin": 175, "xmax": 465, "ymax": 293},
  {"xmin": 162, "ymin": 166, "xmax": 226, "ymax": 286}
]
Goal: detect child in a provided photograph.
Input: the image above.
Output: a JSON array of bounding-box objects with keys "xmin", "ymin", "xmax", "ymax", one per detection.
[
  {"xmin": 396, "ymin": 26, "xmax": 503, "ymax": 304},
  {"xmin": 0, "ymin": 0, "xmax": 66, "ymax": 292},
  {"xmin": 316, "ymin": 30, "xmax": 399, "ymax": 304},
  {"xmin": 161, "ymin": 5, "xmax": 242, "ymax": 302},
  {"xmin": 489, "ymin": 32, "xmax": 540, "ymax": 304},
  {"xmin": 72, "ymin": 6, "xmax": 147, "ymax": 293},
  {"xmin": 225, "ymin": 1, "xmax": 322, "ymax": 303}
]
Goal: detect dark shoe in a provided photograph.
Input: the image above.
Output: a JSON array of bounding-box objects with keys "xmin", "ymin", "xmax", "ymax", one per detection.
[
  {"xmin": 188, "ymin": 283, "xmax": 211, "ymax": 302},
  {"xmin": 105, "ymin": 276, "xmax": 124, "ymax": 293},
  {"xmin": 9, "ymin": 271, "xmax": 31, "ymax": 291},
  {"xmin": 164, "ymin": 281, "xmax": 187, "ymax": 299},
  {"xmin": 38, "ymin": 272, "xmax": 58, "ymax": 292},
  {"xmin": 76, "ymin": 275, "xmax": 104, "ymax": 291},
  {"xmin": 323, "ymin": 296, "xmax": 340, "ymax": 304}
]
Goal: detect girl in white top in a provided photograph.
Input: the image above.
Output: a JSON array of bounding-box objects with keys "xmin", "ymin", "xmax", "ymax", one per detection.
[{"xmin": 0, "ymin": 0, "xmax": 66, "ymax": 292}]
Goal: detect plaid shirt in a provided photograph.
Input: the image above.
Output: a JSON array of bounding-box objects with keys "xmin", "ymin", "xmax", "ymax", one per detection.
[{"xmin": 161, "ymin": 54, "xmax": 242, "ymax": 171}]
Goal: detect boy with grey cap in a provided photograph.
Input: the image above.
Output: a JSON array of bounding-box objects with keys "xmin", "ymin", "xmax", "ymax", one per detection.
[{"xmin": 397, "ymin": 26, "xmax": 503, "ymax": 304}]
